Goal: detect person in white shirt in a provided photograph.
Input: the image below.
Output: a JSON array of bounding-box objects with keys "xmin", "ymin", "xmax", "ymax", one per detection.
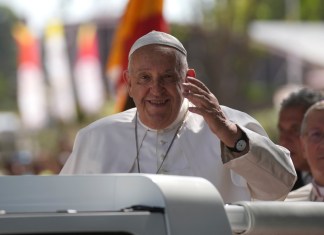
[
  {"xmin": 60, "ymin": 31, "xmax": 296, "ymax": 203},
  {"xmin": 286, "ymin": 100, "xmax": 324, "ymax": 201}
]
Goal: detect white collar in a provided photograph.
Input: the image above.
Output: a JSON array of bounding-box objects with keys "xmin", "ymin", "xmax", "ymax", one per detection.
[{"xmin": 312, "ymin": 181, "xmax": 324, "ymax": 197}]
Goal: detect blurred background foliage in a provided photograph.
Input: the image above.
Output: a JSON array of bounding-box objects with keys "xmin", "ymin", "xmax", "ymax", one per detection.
[{"xmin": 0, "ymin": 6, "xmax": 18, "ymax": 110}]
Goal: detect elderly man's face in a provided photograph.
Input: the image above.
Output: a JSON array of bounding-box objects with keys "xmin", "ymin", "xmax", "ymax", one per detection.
[
  {"xmin": 126, "ymin": 45, "xmax": 186, "ymax": 129},
  {"xmin": 278, "ymin": 106, "xmax": 310, "ymax": 171},
  {"xmin": 301, "ymin": 109, "xmax": 324, "ymax": 186}
]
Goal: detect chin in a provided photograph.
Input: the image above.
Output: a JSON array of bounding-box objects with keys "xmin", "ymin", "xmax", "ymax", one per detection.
[{"xmin": 147, "ymin": 116, "xmax": 172, "ymax": 129}]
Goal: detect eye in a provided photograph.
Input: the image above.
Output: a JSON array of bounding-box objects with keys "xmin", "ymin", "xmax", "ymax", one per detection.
[
  {"xmin": 137, "ymin": 74, "xmax": 151, "ymax": 85},
  {"xmin": 162, "ymin": 74, "xmax": 178, "ymax": 84},
  {"xmin": 307, "ymin": 129, "xmax": 323, "ymax": 143}
]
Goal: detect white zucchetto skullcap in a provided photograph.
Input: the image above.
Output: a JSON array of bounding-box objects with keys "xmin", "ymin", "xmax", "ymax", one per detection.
[{"xmin": 128, "ymin": 31, "xmax": 187, "ymax": 58}]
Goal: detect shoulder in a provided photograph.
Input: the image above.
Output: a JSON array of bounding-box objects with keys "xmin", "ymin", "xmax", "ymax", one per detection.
[
  {"xmin": 80, "ymin": 108, "xmax": 136, "ymax": 134},
  {"xmin": 285, "ymin": 183, "xmax": 312, "ymax": 201}
]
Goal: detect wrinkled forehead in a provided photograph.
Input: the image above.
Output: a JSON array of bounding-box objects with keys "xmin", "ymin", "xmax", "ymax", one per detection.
[
  {"xmin": 307, "ymin": 109, "xmax": 324, "ymax": 122},
  {"xmin": 128, "ymin": 45, "xmax": 181, "ymax": 72},
  {"xmin": 302, "ymin": 110, "xmax": 324, "ymax": 133}
]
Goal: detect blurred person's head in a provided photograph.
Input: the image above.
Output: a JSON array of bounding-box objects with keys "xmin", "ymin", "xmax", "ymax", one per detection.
[
  {"xmin": 278, "ymin": 88, "xmax": 324, "ymax": 171},
  {"xmin": 7, "ymin": 150, "xmax": 34, "ymax": 175},
  {"xmin": 300, "ymin": 100, "xmax": 324, "ymax": 186}
]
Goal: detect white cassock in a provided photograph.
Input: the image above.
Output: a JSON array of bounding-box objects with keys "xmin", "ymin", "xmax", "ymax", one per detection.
[
  {"xmin": 60, "ymin": 99, "xmax": 296, "ymax": 203},
  {"xmin": 285, "ymin": 183, "xmax": 324, "ymax": 202}
]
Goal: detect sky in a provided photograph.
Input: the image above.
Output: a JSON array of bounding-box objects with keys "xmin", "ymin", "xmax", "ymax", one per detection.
[{"xmin": 0, "ymin": 0, "xmax": 214, "ymax": 36}]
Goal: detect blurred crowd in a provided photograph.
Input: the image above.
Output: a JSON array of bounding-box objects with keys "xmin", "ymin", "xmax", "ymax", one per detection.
[{"xmin": 0, "ymin": 133, "xmax": 72, "ymax": 175}]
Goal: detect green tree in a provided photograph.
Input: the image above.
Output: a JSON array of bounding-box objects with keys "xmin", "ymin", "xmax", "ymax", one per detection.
[{"xmin": 0, "ymin": 6, "xmax": 18, "ymax": 110}]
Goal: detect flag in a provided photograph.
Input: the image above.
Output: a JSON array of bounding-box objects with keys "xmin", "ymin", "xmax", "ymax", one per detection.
[
  {"xmin": 44, "ymin": 19, "xmax": 77, "ymax": 123},
  {"xmin": 13, "ymin": 22, "xmax": 48, "ymax": 130},
  {"xmin": 74, "ymin": 23, "xmax": 106, "ymax": 115},
  {"xmin": 106, "ymin": 0, "xmax": 168, "ymax": 113}
]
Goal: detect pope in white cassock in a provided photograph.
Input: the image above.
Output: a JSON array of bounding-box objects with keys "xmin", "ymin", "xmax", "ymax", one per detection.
[{"xmin": 60, "ymin": 31, "xmax": 297, "ymax": 203}]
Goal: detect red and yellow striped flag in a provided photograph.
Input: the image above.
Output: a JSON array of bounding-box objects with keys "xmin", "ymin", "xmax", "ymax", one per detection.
[
  {"xmin": 74, "ymin": 23, "xmax": 105, "ymax": 115},
  {"xmin": 106, "ymin": 0, "xmax": 168, "ymax": 113},
  {"xmin": 13, "ymin": 22, "xmax": 48, "ymax": 130}
]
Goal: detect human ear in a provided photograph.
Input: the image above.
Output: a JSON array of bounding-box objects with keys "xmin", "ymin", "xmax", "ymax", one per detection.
[{"xmin": 123, "ymin": 70, "xmax": 132, "ymax": 97}]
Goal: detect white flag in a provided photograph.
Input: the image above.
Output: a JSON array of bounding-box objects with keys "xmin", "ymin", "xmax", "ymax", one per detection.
[
  {"xmin": 74, "ymin": 24, "xmax": 105, "ymax": 115},
  {"xmin": 13, "ymin": 22, "xmax": 48, "ymax": 130},
  {"xmin": 44, "ymin": 19, "xmax": 77, "ymax": 123}
]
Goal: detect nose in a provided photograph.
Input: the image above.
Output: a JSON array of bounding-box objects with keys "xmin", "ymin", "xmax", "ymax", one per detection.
[
  {"xmin": 279, "ymin": 131, "xmax": 299, "ymax": 149},
  {"xmin": 149, "ymin": 79, "xmax": 165, "ymax": 95},
  {"xmin": 278, "ymin": 132, "xmax": 295, "ymax": 148},
  {"xmin": 315, "ymin": 133, "xmax": 324, "ymax": 145}
]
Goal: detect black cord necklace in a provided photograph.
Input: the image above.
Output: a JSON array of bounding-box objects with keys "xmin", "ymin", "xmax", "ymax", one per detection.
[{"xmin": 134, "ymin": 111, "xmax": 188, "ymax": 174}]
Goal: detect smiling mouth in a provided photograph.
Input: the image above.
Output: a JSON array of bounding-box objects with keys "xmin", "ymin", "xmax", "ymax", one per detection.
[{"xmin": 148, "ymin": 100, "xmax": 168, "ymax": 106}]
